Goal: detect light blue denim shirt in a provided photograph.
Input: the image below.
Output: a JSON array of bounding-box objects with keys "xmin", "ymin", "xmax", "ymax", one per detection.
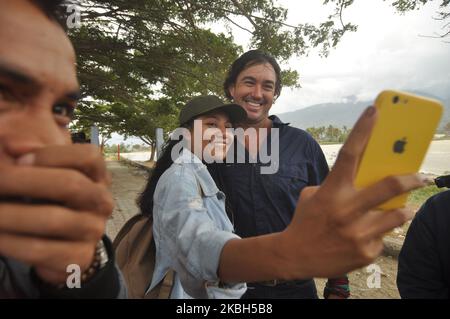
[{"xmin": 148, "ymin": 148, "xmax": 247, "ymax": 299}]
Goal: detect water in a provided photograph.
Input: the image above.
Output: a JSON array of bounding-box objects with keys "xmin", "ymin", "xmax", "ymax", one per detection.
[
  {"xmin": 321, "ymin": 140, "xmax": 450, "ymax": 176},
  {"xmin": 120, "ymin": 152, "xmax": 153, "ymax": 162},
  {"xmin": 121, "ymin": 140, "xmax": 450, "ymax": 176}
]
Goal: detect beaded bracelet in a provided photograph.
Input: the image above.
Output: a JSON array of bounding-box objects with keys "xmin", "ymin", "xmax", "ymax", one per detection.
[{"xmin": 81, "ymin": 240, "xmax": 109, "ymax": 283}]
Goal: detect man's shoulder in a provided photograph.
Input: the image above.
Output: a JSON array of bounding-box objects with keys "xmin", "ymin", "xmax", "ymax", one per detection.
[
  {"xmin": 270, "ymin": 115, "xmax": 316, "ymax": 142},
  {"xmin": 414, "ymin": 190, "xmax": 450, "ymax": 229},
  {"xmin": 419, "ymin": 190, "xmax": 450, "ymax": 214},
  {"xmin": 281, "ymin": 125, "xmax": 322, "ymax": 151},
  {"xmin": 430, "ymin": 189, "xmax": 450, "ymax": 205},
  {"xmin": 284, "ymin": 124, "xmax": 314, "ymax": 140}
]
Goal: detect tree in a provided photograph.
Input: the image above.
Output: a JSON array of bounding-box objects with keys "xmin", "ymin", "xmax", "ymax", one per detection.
[
  {"xmin": 340, "ymin": 125, "xmax": 351, "ymax": 142},
  {"xmin": 306, "ymin": 127, "xmax": 321, "ymax": 141},
  {"xmin": 306, "ymin": 125, "xmax": 350, "ymax": 143},
  {"xmin": 327, "ymin": 0, "xmax": 449, "ymax": 40},
  {"xmin": 103, "ymin": 144, "xmax": 118, "ymax": 154},
  {"xmin": 108, "ymin": 98, "xmax": 179, "ymax": 161},
  {"xmin": 70, "ymin": 0, "xmax": 358, "ymax": 148},
  {"xmin": 69, "ymin": 0, "xmax": 449, "ymax": 147},
  {"xmin": 70, "ymin": 103, "xmax": 115, "ymax": 152},
  {"xmin": 444, "ymin": 121, "xmax": 450, "ymax": 135}
]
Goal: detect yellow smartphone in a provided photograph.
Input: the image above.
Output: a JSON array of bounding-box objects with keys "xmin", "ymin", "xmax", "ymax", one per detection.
[{"xmin": 354, "ymin": 90, "xmax": 443, "ymax": 210}]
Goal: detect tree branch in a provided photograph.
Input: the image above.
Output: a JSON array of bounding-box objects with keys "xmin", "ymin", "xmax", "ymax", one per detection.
[
  {"xmin": 229, "ymin": 0, "xmax": 258, "ymax": 30},
  {"xmin": 339, "ymin": 0, "xmax": 346, "ymax": 29},
  {"xmin": 139, "ymin": 136, "xmax": 153, "ymax": 145},
  {"xmin": 224, "ymin": 16, "xmax": 253, "ymax": 34}
]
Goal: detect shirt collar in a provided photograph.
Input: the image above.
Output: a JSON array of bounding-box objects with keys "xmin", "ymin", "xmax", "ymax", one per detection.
[
  {"xmin": 174, "ymin": 148, "xmax": 219, "ymax": 196},
  {"xmin": 174, "ymin": 148, "xmax": 203, "ymax": 164},
  {"xmin": 269, "ymin": 115, "xmax": 290, "ymax": 127}
]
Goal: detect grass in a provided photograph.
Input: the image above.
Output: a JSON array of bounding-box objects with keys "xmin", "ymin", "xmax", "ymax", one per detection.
[{"xmin": 407, "ymin": 185, "xmax": 447, "ymax": 210}]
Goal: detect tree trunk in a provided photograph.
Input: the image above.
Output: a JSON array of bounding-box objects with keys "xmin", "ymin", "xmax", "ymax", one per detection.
[
  {"xmin": 138, "ymin": 137, "xmax": 154, "ymax": 162},
  {"xmin": 148, "ymin": 142, "xmax": 156, "ymax": 162},
  {"xmin": 99, "ymin": 136, "xmax": 110, "ymax": 155}
]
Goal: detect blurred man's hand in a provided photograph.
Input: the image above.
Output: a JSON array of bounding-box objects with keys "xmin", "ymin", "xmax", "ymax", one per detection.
[
  {"xmin": 280, "ymin": 106, "xmax": 425, "ymax": 279},
  {"xmin": 0, "ymin": 144, "xmax": 113, "ymax": 285}
]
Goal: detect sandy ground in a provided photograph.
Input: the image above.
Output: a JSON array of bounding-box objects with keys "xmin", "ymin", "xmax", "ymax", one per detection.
[
  {"xmin": 106, "ymin": 160, "xmax": 403, "ymax": 299},
  {"xmin": 315, "ymin": 255, "xmax": 400, "ymax": 299},
  {"xmin": 105, "ymin": 160, "xmax": 149, "ymax": 240}
]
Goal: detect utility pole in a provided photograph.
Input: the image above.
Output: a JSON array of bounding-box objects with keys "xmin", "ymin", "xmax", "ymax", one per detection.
[
  {"xmin": 90, "ymin": 125, "xmax": 100, "ymax": 146},
  {"xmin": 155, "ymin": 128, "xmax": 164, "ymax": 160}
]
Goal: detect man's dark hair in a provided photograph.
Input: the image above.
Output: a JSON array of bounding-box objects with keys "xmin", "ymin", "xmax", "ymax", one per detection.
[
  {"xmin": 223, "ymin": 50, "xmax": 282, "ymax": 101},
  {"xmin": 31, "ymin": 0, "xmax": 68, "ymax": 30},
  {"xmin": 71, "ymin": 131, "xmax": 90, "ymax": 144}
]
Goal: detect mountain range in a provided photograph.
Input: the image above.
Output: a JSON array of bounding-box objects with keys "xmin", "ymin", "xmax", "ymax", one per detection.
[{"xmin": 276, "ymin": 91, "xmax": 450, "ymax": 131}]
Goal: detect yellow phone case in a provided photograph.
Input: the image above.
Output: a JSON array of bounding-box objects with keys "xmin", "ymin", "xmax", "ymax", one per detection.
[{"xmin": 354, "ymin": 90, "xmax": 443, "ymax": 210}]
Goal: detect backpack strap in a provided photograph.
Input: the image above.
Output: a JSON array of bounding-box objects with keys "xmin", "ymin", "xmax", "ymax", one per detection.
[{"xmin": 157, "ymin": 270, "xmax": 174, "ymax": 299}]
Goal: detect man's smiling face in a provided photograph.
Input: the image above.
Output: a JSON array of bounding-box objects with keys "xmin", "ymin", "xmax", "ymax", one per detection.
[{"xmin": 228, "ymin": 62, "xmax": 277, "ymax": 125}]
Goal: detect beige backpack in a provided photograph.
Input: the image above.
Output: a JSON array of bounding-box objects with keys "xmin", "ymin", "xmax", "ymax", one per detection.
[{"xmin": 112, "ymin": 214, "xmax": 173, "ymax": 299}]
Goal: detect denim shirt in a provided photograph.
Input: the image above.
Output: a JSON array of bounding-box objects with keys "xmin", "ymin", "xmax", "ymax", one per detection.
[{"xmin": 149, "ymin": 148, "xmax": 247, "ymax": 299}]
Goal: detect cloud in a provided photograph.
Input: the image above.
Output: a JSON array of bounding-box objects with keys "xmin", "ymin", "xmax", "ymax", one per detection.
[{"xmin": 267, "ymin": 0, "xmax": 450, "ymax": 114}]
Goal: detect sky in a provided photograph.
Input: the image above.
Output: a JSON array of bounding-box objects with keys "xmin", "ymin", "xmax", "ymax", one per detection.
[{"xmin": 109, "ymin": 0, "xmax": 450, "ymax": 145}]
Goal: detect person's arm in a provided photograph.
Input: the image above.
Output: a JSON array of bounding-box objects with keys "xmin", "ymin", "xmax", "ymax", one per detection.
[
  {"xmin": 397, "ymin": 197, "xmax": 447, "ymax": 299},
  {"xmin": 218, "ymin": 106, "xmax": 425, "ymax": 282},
  {"xmin": 310, "ymin": 137, "xmax": 350, "ymax": 299}
]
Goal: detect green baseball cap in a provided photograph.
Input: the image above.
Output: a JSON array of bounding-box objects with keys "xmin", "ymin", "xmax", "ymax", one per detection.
[{"xmin": 179, "ymin": 95, "xmax": 247, "ymax": 126}]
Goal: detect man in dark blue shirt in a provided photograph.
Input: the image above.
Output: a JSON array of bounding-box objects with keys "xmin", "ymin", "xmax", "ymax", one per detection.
[
  {"xmin": 210, "ymin": 50, "xmax": 349, "ymax": 299},
  {"xmin": 222, "ymin": 116, "xmax": 329, "ymax": 239},
  {"xmin": 397, "ymin": 190, "xmax": 450, "ymax": 298}
]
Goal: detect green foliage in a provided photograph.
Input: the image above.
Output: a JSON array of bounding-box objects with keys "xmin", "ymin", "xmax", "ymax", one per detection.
[
  {"xmin": 103, "ymin": 144, "xmax": 118, "ymax": 154},
  {"xmin": 70, "ymin": 0, "xmax": 358, "ymax": 142},
  {"xmin": 70, "ymin": 103, "xmax": 114, "ymax": 147},
  {"xmin": 407, "ymin": 184, "xmax": 446, "ymax": 208},
  {"xmin": 69, "ymin": 0, "xmax": 448, "ymax": 144}
]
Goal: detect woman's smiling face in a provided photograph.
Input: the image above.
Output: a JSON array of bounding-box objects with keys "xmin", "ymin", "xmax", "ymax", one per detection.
[{"xmin": 189, "ymin": 110, "xmax": 234, "ymax": 162}]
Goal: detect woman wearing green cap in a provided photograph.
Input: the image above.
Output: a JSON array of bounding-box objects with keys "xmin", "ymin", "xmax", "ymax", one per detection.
[{"xmin": 140, "ymin": 95, "xmax": 248, "ymax": 298}]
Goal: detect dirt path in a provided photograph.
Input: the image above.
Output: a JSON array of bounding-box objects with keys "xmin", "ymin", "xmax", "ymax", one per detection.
[
  {"xmin": 315, "ymin": 255, "xmax": 400, "ymax": 299},
  {"xmin": 106, "ymin": 160, "xmax": 402, "ymax": 299},
  {"xmin": 106, "ymin": 160, "xmax": 149, "ymax": 240}
]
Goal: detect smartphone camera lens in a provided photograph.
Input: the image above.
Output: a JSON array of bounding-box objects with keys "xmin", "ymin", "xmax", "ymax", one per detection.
[{"xmin": 393, "ymin": 96, "xmax": 400, "ymax": 104}]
